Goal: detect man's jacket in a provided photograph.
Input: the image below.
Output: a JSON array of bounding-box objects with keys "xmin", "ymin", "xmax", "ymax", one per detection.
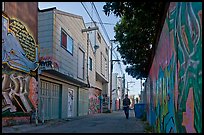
[{"xmin": 123, "ymin": 98, "xmax": 131, "ymax": 107}]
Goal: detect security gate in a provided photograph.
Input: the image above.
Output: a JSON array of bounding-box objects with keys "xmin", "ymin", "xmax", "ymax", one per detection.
[{"xmin": 39, "ymin": 80, "xmax": 61, "ymax": 120}]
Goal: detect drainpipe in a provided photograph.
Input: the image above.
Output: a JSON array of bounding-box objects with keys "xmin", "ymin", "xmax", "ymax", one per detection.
[
  {"xmin": 82, "ymin": 26, "xmax": 99, "ymax": 88},
  {"xmin": 86, "ymin": 32, "xmax": 90, "ymax": 88}
]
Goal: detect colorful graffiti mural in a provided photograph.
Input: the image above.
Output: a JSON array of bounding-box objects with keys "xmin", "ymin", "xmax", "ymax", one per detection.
[
  {"xmin": 88, "ymin": 89, "xmax": 101, "ymax": 114},
  {"xmin": 145, "ymin": 2, "xmax": 202, "ymax": 133},
  {"xmin": 2, "ymin": 9, "xmax": 39, "ymax": 126}
]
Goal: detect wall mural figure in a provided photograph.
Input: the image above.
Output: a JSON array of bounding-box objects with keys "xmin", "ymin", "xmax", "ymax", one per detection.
[{"xmin": 2, "ymin": 15, "xmax": 39, "ymax": 74}]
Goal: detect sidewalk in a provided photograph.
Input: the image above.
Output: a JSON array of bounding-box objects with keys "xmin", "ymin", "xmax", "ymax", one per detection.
[{"xmin": 2, "ymin": 115, "xmax": 89, "ymax": 133}]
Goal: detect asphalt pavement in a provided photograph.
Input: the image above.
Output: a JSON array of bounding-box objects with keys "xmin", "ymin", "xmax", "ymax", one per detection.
[{"xmin": 2, "ymin": 109, "xmax": 145, "ymax": 133}]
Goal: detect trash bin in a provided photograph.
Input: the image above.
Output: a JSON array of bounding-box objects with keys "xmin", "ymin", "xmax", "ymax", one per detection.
[{"xmin": 134, "ymin": 104, "xmax": 146, "ymax": 118}]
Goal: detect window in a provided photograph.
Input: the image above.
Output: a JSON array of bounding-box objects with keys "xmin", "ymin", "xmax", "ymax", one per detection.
[
  {"xmin": 105, "ymin": 48, "xmax": 108, "ymax": 55},
  {"xmin": 97, "ymin": 32, "xmax": 101, "ymax": 43},
  {"xmin": 78, "ymin": 48, "xmax": 85, "ymax": 79},
  {"xmin": 2, "ymin": 2, "xmax": 4, "ymax": 11},
  {"xmin": 89, "ymin": 57, "xmax": 92, "ymax": 71},
  {"xmin": 101, "ymin": 53, "xmax": 106, "ymax": 76},
  {"xmin": 61, "ymin": 30, "xmax": 67, "ymax": 48},
  {"xmin": 67, "ymin": 36, "xmax": 73, "ymax": 54},
  {"xmin": 61, "ymin": 28, "xmax": 73, "ymax": 55}
]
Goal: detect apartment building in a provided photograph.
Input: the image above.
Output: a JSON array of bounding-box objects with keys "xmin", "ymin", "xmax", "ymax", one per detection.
[
  {"xmin": 38, "ymin": 7, "xmax": 91, "ymax": 120},
  {"xmin": 86, "ymin": 23, "xmax": 110, "ymax": 113}
]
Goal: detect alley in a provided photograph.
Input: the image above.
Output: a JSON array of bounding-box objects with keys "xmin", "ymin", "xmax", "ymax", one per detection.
[{"xmin": 26, "ymin": 110, "xmax": 144, "ymax": 133}]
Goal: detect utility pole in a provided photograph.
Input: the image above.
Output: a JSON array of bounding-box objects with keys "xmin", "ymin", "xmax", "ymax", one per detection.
[
  {"xmin": 109, "ymin": 40, "xmax": 119, "ymax": 112},
  {"xmin": 110, "ymin": 41, "xmax": 113, "ymax": 113},
  {"xmin": 126, "ymin": 81, "xmax": 135, "ymax": 95}
]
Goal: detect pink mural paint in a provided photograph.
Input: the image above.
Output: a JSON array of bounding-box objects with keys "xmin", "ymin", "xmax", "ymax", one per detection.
[
  {"xmin": 28, "ymin": 77, "xmax": 38, "ymax": 109},
  {"xmin": 182, "ymin": 88, "xmax": 196, "ymax": 133}
]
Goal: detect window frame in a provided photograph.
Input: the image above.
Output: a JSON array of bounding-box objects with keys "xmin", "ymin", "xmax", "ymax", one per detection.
[{"xmin": 61, "ymin": 28, "xmax": 73, "ymax": 55}]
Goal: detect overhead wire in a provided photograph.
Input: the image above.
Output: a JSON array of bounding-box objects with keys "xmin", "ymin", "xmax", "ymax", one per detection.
[
  {"xmin": 91, "ymin": 2, "xmax": 124, "ymax": 75},
  {"xmin": 81, "ymin": 2, "xmax": 97, "ymax": 26},
  {"xmin": 82, "ymin": 2, "xmax": 124, "ymax": 75}
]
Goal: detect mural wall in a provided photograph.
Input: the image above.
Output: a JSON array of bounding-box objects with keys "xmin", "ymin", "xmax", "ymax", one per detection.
[
  {"xmin": 145, "ymin": 2, "xmax": 202, "ymax": 133},
  {"xmin": 88, "ymin": 88, "xmax": 102, "ymax": 114},
  {"xmin": 2, "ymin": 2, "xmax": 39, "ymax": 126}
]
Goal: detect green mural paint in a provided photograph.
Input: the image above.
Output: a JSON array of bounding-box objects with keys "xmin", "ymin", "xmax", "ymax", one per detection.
[{"xmin": 145, "ymin": 2, "xmax": 202, "ymax": 133}]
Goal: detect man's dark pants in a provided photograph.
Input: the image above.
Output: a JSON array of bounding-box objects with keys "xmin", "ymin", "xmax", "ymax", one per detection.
[{"xmin": 123, "ymin": 107, "xmax": 129, "ymax": 119}]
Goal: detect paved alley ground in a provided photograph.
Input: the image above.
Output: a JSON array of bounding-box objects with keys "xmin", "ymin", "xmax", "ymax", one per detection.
[{"xmin": 3, "ymin": 110, "xmax": 145, "ymax": 133}]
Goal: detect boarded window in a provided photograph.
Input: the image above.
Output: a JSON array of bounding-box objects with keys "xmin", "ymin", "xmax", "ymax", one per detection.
[{"xmin": 61, "ymin": 29, "xmax": 67, "ymax": 49}]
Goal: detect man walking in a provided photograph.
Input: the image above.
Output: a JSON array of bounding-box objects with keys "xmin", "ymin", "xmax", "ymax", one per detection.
[{"xmin": 123, "ymin": 94, "xmax": 131, "ymax": 119}]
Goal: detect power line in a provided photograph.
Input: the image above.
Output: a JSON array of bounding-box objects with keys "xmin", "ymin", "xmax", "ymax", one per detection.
[
  {"xmin": 88, "ymin": 2, "xmax": 124, "ymax": 75},
  {"xmin": 86, "ymin": 21, "xmax": 115, "ymax": 25},
  {"xmin": 91, "ymin": 2, "xmax": 111, "ymax": 44},
  {"xmin": 81, "ymin": 2, "xmax": 97, "ymax": 27}
]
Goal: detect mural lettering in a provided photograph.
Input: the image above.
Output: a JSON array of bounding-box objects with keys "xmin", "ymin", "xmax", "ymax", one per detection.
[
  {"xmin": 2, "ymin": 73, "xmax": 38, "ymax": 114},
  {"xmin": 9, "ymin": 19, "xmax": 36, "ymax": 62}
]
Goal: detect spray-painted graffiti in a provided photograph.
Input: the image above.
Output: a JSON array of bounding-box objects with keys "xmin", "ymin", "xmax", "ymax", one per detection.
[
  {"xmin": 39, "ymin": 56, "xmax": 59, "ymax": 71},
  {"xmin": 2, "ymin": 11, "xmax": 39, "ymax": 127},
  {"xmin": 89, "ymin": 89, "xmax": 101, "ymax": 114},
  {"xmin": 173, "ymin": 3, "xmax": 202, "ymax": 133},
  {"xmin": 2, "ymin": 73, "xmax": 38, "ymax": 114},
  {"xmin": 67, "ymin": 89, "xmax": 74, "ymax": 118},
  {"xmin": 144, "ymin": 2, "xmax": 202, "ymax": 133}
]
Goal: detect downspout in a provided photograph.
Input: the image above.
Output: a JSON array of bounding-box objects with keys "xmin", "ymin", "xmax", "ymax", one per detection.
[{"xmin": 87, "ymin": 32, "xmax": 90, "ymax": 88}]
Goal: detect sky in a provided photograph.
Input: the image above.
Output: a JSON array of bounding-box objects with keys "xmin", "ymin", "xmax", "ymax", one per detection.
[{"xmin": 39, "ymin": 2, "xmax": 144, "ymax": 98}]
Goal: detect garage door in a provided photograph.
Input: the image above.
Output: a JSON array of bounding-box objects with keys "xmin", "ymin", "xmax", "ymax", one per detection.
[{"xmin": 39, "ymin": 80, "xmax": 61, "ymax": 120}]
